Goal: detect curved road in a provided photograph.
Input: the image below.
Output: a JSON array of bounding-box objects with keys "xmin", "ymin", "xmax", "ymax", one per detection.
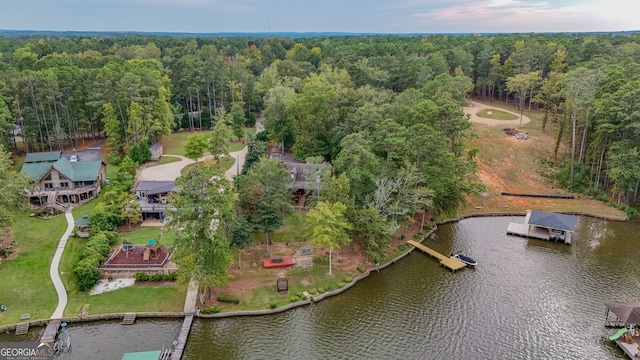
[{"xmin": 463, "ymin": 100, "xmax": 531, "ymax": 126}]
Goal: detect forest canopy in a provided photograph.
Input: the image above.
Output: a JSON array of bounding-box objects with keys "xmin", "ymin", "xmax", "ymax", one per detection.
[{"xmin": 3, "ymin": 31, "xmax": 640, "ymax": 214}]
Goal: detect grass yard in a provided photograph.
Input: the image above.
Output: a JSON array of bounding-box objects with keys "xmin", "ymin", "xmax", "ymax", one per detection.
[
  {"xmin": 252, "ymin": 211, "xmax": 308, "ymax": 244},
  {"xmin": 64, "ymin": 286, "xmax": 186, "ymax": 317},
  {"xmin": 119, "ymin": 227, "xmax": 176, "ymax": 246},
  {"xmin": 476, "ymin": 108, "xmax": 518, "ymax": 120},
  {"xmin": 218, "ymin": 156, "xmax": 235, "ymax": 171},
  {"xmin": 163, "ymin": 127, "xmax": 252, "ymax": 156},
  {"xmin": 0, "ymin": 210, "xmax": 67, "ymax": 325},
  {"xmin": 146, "ymin": 155, "xmax": 181, "ymax": 167},
  {"xmin": 106, "ymin": 164, "xmax": 119, "ymax": 180},
  {"xmin": 215, "ymin": 265, "xmax": 353, "ymax": 312}
]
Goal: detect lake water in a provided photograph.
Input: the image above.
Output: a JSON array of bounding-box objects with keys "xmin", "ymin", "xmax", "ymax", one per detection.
[{"xmin": 2, "ymin": 215, "xmax": 638, "ymax": 359}]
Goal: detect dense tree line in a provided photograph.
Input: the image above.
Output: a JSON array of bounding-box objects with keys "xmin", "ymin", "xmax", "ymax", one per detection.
[{"xmin": 3, "ymin": 32, "xmax": 640, "ymax": 264}]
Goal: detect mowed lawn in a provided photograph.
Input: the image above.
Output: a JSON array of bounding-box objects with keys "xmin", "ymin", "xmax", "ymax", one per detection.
[
  {"xmin": 163, "ymin": 128, "xmax": 253, "ymax": 156},
  {"xmin": 61, "ymin": 211, "xmax": 184, "ymax": 316},
  {"xmin": 0, "ymin": 209, "xmax": 66, "ymax": 325}
]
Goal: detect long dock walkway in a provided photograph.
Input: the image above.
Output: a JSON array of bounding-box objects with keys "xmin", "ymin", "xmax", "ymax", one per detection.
[
  {"xmin": 406, "ymin": 240, "xmax": 466, "ymax": 271},
  {"xmin": 170, "ymin": 280, "xmax": 199, "ymax": 360}
]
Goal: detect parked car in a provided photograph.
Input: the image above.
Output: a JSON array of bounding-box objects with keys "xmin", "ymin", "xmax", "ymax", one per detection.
[{"xmin": 70, "ymin": 155, "xmax": 78, "ymax": 162}]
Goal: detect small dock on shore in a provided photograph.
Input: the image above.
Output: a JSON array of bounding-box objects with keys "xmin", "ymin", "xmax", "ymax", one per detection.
[
  {"xmin": 406, "ymin": 240, "xmax": 466, "ymax": 271},
  {"xmin": 170, "ymin": 314, "xmax": 193, "ymax": 360},
  {"xmin": 39, "ymin": 319, "xmax": 61, "ymax": 343}
]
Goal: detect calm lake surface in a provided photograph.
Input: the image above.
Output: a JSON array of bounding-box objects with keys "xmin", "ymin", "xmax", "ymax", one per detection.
[{"xmin": 3, "ymin": 216, "xmax": 639, "ymax": 359}]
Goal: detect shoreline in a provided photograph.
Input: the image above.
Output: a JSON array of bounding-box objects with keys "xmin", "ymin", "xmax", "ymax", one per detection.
[{"xmin": 1, "ymin": 208, "xmax": 628, "ymax": 332}]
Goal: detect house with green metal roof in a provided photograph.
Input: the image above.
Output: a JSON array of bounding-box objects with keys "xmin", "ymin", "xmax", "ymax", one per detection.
[
  {"xmin": 21, "ymin": 154, "xmax": 106, "ymax": 212},
  {"xmin": 24, "ymin": 151, "xmax": 62, "ymax": 163}
]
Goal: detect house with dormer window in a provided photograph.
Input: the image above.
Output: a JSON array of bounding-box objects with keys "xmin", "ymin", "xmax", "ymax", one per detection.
[{"xmin": 20, "ymin": 151, "xmax": 106, "ymax": 212}]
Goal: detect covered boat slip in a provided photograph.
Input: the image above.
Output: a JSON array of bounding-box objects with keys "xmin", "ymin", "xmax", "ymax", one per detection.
[
  {"xmin": 605, "ymin": 301, "xmax": 640, "ymax": 358},
  {"xmin": 507, "ymin": 210, "xmax": 576, "ymax": 244}
]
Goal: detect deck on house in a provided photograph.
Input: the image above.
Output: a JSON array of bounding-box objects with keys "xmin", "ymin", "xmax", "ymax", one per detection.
[{"xmin": 406, "ymin": 240, "xmax": 466, "ymax": 271}]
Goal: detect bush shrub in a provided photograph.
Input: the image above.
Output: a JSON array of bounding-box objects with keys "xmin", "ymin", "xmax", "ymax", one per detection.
[
  {"xmin": 165, "ymin": 272, "xmax": 177, "ymax": 281},
  {"xmin": 400, "ymin": 233, "xmax": 406, "ymax": 240},
  {"xmin": 412, "ymin": 234, "xmax": 423, "ymax": 240},
  {"xmin": 217, "ymin": 295, "xmax": 240, "ymax": 304},
  {"xmin": 357, "ymin": 265, "xmax": 366, "ymax": 273},
  {"xmin": 317, "ymin": 287, "xmax": 325, "ymax": 293},
  {"xmin": 308, "ymin": 288, "xmax": 317, "ymax": 294},
  {"xmin": 150, "ymin": 274, "xmax": 164, "ymax": 282},
  {"xmin": 201, "ymin": 305, "xmax": 221, "ymax": 314},
  {"xmin": 290, "ymin": 295, "xmax": 299, "ymax": 303},
  {"xmin": 135, "ymin": 273, "xmax": 149, "ymax": 281},
  {"xmin": 270, "ymin": 303, "xmax": 277, "ymax": 309},
  {"xmin": 337, "ymin": 282, "xmax": 346, "ymax": 288},
  {"xmin": 343, "ymin": 276, "xmax": 353, "ymax": 283},
  {"xmin": 73, "ymin": 262, "xmax": 101, "ymax": 292}
]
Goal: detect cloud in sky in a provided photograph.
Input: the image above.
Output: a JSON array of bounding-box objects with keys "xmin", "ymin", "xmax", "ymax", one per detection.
[{"xmin": 0, "ymin": 0, "xmax": 637, "ymax": 33}]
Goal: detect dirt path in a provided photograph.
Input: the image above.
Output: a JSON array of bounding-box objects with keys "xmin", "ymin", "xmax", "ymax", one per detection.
[{"xmin": 463, "ymin": 100, "xmax": 531, "ymax": 126}]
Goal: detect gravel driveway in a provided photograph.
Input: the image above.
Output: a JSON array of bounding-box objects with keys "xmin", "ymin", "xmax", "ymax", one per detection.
[{"xmin": 463, "ymin": 100, "xmax": 531, "ymax": 126}]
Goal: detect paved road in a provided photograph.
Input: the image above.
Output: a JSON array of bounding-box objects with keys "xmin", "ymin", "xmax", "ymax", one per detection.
[
  {"xmin": 50, "ymin": 210, "xmax": 75, "ymax": 319},
  {"xmin": 138, "ymin": 155, "xmax": 195, "ymax": 182},
  {"xmin": 463, "ymin": 100, "xmax": 531, "ymax": 126}
]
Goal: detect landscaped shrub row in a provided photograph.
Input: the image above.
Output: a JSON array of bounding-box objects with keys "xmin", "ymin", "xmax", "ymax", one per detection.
[
  {"xmin": 134, "ymin": 272, "xmax": 177, "ymax": 282},
  {"xmin": 73, "ymin": 231, "xmax": 117, "ymax": 291},
  {"xmin": 217, "ymin": 295, "xmax": 240, "ymax": 304},
  {"xmin": 201, "ymin": 305, "xmax": 221, "ymax": 314}
]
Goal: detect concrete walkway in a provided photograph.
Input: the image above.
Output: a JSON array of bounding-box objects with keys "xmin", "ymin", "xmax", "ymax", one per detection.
[{"xmin": 50, "ymin": 209, "xmax": 75, "ymax": 319}]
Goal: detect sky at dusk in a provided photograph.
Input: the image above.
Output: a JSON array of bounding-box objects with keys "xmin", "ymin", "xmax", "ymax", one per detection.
[{"xmin": 0, "ymin": 0, "xmax": 637, "ymax": 34}]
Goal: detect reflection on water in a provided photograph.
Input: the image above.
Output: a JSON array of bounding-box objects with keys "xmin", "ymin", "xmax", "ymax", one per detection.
[
  {"xmin": 184, "ymin": 216, "xmax": 638, "ymax": 360},
  {"xmin": 2, "ymin": 216, "xmax": 638, "ymax": 359}
]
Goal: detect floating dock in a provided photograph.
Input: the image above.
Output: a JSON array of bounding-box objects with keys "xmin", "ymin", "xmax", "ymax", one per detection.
[{"xmin": 406, "ymin": 240, "xmax": 466, "ymax": 271}]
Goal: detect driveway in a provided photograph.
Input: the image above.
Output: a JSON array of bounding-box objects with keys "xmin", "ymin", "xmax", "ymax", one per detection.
[
  {"xmin": 463, "ymin": 100, "xmax": 531, "ymax": 126},
  {"xmin": 139, "ymin": 146, "xmax": 249, "ymax": 182},
  {"xmin": 138, "ymin": 155, "xmax": 195, "ymax": 181}
]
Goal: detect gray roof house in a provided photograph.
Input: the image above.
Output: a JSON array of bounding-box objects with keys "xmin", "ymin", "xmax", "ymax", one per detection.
[{"xmin": 135, "ymin": 181, "xmax": 175, "ymax": 220}]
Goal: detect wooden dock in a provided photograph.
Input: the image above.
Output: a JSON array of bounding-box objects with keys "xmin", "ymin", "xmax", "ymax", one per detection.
[
  {"xmin": 170, "ymin": 314, "xmax": 193, "ymax": 360},
  {"xmin": 406, "ymin": 240, "xmax": 467, "ymax": 271},
  {"xmin": 14, "ymin": 322, "xmax": 29, "ymax": 336},
  {"xmin": 122, "ymin": 313, "xmax": 136, "ymax": 325},
  {"xmin": 39, "ymin": 320, "xmax": 61, "ymax": 343}
]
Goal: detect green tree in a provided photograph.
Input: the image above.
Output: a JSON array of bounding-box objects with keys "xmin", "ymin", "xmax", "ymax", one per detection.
[
  {"xmin": 0, "ymin": 145, "xmax": 31, "ymax": 229},
  {"xmin": 167, "ymin": 162, "xmax": 234, "ymax": 286},
  {"xmin": 184, "ymin": 133, "xmax": 208, "ymax": 162},
  {"xmin": 229, "ymin": 103, "xmax": 246, "ymax": 140},
  {"xmin": 241, "ymin": 136, "xmax": 268, "ymax": 175},
  {"xmin": 120, "ymin": 192, "xmax": 142, "ymax": 231},
  {"xmin": 208, "ymin": 114, "xmax": 233, "ymax": 159},
  {"xmin": 237, "ymin": 158, "xmax": 292, "ymax": 255},
  {"xmin": 305, "ymin": 201, "xmax": 352, "ymax": 274}
]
